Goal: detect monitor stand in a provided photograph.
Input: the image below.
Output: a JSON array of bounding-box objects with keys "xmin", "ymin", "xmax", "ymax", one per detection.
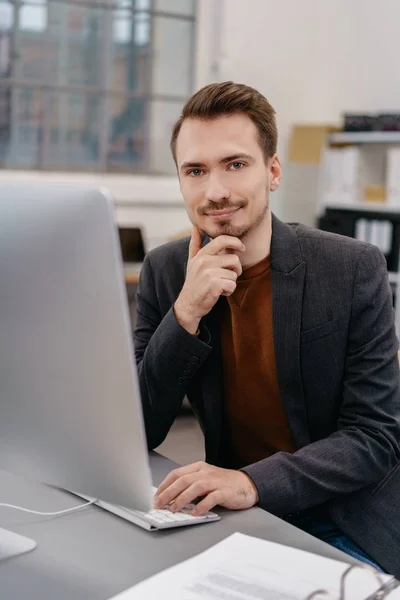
[{"xmin": 0, "ymin": 528, "xmax": 37, "ymax": 561}]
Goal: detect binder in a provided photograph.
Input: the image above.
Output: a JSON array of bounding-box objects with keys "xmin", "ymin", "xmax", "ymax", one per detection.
[
  {"xmin": 322, "ymin": 148, "xmax": 360, "ymax": 206},
  {"xmin": 354, "ymin": 218, "xmax": 393, "ymax": 256},
  {"xmin": 305, "ymin": 563, "xmax": 400, "ymax": 599},
  {"xmin": 386, "ymin": 148, "xmax": 400, "ymax": 207}
]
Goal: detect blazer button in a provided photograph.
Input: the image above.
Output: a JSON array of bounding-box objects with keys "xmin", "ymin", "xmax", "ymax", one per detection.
[
  {"xmin": 178, "ymin": 377, "xmax": 184, "ymax": 385},
  {"xmin": 190, "ymin": 357, "xmax": 199, "ymax": 365}
]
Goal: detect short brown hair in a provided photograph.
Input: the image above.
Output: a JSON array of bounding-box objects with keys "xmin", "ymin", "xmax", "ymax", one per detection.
[{"xmin": 170, "ymin": 81, "xmax": 277, "ymax": 163}]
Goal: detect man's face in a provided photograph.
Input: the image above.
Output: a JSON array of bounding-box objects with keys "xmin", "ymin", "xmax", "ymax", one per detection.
[{"xmin": 176, "ymin": 113, "xmax": 281, "ymax": 240}]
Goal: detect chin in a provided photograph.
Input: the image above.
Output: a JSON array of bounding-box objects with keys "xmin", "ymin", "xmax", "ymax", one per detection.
[{"xmin": 204, "ymin": 221, "xmax": 251, "ymax": 240}]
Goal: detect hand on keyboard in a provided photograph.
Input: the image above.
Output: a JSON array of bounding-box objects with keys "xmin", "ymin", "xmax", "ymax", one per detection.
[{"xmin": 153, "ymin": 461, "xmax": 259, "ymax": 516}]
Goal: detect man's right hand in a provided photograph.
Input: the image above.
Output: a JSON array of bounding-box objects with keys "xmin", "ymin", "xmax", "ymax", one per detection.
[{"xmin": 174, "ymin": 227, "xmax": 245, "ymax": 334}]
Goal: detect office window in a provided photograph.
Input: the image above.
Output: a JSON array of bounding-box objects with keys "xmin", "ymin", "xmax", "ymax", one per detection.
[{"xmin": 0, "ymin": 0, "xmax": 196, "ymax": 173}]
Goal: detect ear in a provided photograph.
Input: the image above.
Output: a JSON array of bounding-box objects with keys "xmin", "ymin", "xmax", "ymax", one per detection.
[{"xmin": 269, "ymin": 155, "xmax": 282, "ymax": 192}]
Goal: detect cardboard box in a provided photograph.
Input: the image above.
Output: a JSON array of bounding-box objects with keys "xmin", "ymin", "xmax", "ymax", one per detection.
[
  {"xmin": 364, "ymin": 185, "xmax": 386, "ymax": 203},
  {"xmin": 288, "ymin": 124, "xmax": 340, "ymax": 164}
]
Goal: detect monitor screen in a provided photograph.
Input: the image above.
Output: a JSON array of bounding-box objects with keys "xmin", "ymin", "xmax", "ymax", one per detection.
[{"xmin": 118, "ymin": 227, "xmax": 146, "ymax": 263}]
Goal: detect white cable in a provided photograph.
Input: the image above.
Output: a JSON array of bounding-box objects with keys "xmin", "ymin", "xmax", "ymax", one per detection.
[{"xmin": 0, "ymin": 499, "xmax": 97, "ymax": 516}]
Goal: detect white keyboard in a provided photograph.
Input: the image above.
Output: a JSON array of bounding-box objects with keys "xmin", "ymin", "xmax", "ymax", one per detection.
[
  {"xmin": 120, "ymin": 487, "xmax": 221, "ymax": 531},
  {"xmin": 74, "ymin": 487, "xmax": 220, "ymax": 531}
]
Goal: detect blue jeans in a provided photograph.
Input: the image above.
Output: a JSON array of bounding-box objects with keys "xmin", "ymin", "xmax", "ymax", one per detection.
[{"xmin": 285, "ymin": 506, "xmax": 385, "ymax": 573}]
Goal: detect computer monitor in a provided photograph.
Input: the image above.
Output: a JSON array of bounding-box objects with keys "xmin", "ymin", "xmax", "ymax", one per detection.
[
  {"xmin": 118, "ymin": 226, "xmax": 146, "ymax": 264},
  {"xmin": 0, "ymin": 182, "xmax": 153, "ymax": 557}
]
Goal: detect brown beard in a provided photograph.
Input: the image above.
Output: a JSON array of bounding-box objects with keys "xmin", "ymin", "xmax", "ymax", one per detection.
[{"xmin": 203, "ymin": 199, "xmax": 269, "ymax": 240}]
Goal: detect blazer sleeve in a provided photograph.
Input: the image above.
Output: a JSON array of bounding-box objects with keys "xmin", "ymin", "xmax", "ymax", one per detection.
[
  {"xmin": 242, "ymin": 244, "xmax": 400, "ymax": 516},
  {"xmin": 133, "ymin": 253, "xmax": 212, "ymax": 450}
]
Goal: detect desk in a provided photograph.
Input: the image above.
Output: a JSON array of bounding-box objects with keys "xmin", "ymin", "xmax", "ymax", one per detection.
[
  {"xmin": 124, "ymin": 271, "xmax": 140, "ymax": 285},
  {"xmin": 0, "ymin": 453, "xmax": 358, "ymax": 600},
  {"xmin": 123, "ymin": 264, "xmax": 141, "ymax": 285}
]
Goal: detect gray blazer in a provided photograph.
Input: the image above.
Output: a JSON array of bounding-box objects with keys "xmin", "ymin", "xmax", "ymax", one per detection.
[{"xmin": 134, "ymin": 214, "xmax": 400, "ymax": 576}]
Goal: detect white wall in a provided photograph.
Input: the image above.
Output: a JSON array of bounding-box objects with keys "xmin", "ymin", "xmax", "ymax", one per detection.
[{"xmin": 195, "ymin": 0, "xmax": 400, "ymax": 224}]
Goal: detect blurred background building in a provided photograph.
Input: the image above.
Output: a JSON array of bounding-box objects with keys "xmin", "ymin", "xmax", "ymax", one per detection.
[{"xmin": 0, "ymin": 0, "xmax": 195, "ymax": 174}]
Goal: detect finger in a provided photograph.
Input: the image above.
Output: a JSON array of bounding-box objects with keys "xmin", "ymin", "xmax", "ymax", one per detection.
[
  {"xmin": 201, "ymin": 235, "xmax": 245, "ymax": 257},
  {"xmin": 170, "ymin": 480, "xmax": 216, "ymax": 513},
  {"xmin": 191, "ymin": 490, "xmax": 222, "ymax": 516},
  {"xmin": 220, "ymin": 279, "xmax": 236, "ymax": 297},
  {"xmin": 188, "ymin": 226, "xmax": 202, "ymax": 260},
  {"xmin": 215, "ymin": 254, "xmax": 243, "ymax": 277},
  {"xmin": 212, "ymin": 268, "xmax": 238, "ymax": 282},
  {"xmin": 155, "ymin": 473, "xmax": 202, "ymax": 509},
  {"xmin": 154, "ymin": 462, "xmax": 204, "ymax": 500}
]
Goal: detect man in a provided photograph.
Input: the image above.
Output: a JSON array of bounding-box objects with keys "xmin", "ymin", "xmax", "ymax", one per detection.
[{"xmin": 134, "ymin": 81, "xmax": 400, "ymax": 575}]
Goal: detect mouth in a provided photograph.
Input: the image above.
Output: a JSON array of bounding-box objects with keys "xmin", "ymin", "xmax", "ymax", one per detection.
[{"xmin": 205, "ymin": 207, "xmax": 242, "ymax": 220}]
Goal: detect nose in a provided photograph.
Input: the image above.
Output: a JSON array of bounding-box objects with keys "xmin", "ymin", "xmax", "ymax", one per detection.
[{"xmin": 206, "ymin": 173, "xmax": 230, "ymax": 204}]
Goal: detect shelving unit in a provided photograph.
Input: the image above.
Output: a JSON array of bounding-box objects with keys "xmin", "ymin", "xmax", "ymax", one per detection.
[
  {"xmin": 323, "ymin": 201, "xmax": 400, "ymax": 213},
  {"xmin": 316, "ymin": 130, "xmax": 400, "ymax": 336},
  {"xmin": 328, "ymin": 132, "xmax": 400, "ymax": 145}
]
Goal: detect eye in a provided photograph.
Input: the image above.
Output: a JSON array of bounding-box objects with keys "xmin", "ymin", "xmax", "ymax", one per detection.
[
  {"xmin": 188, "ymin": 169, "xmax": 203, "ymax": 177},
  {"xmin": 229, "ymin": 162, "xmax": 245, "ymax": 171}
]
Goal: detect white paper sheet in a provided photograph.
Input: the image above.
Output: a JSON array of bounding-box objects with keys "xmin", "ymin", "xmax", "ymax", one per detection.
[{"xmin": 109, "ymin": 532, "xmax": 399, "ymax": 600}]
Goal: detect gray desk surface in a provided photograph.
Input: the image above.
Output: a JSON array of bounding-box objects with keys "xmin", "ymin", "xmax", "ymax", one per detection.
[{"xmin": 0, "ymin": 452, "xmax": 358, "ymax": 600}]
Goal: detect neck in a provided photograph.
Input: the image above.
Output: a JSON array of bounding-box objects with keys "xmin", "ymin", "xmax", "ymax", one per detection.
[{"xmin": 240, "ymin": 210, "xmax": 272, "ymax": 269}]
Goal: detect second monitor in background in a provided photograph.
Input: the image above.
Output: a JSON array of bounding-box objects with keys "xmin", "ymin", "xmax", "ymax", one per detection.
[
  {"xmin": 119, "ymin": 227, "xmax": 146, "ymax": 265},
  {"xmin": 119, "ymin": 227, "xmax": 146, "ymax": 284}
]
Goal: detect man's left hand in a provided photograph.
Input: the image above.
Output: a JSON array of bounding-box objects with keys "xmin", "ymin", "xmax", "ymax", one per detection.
[{"xmin": 153, "ymin": 461, "xmax": 259, "ymax": 516}]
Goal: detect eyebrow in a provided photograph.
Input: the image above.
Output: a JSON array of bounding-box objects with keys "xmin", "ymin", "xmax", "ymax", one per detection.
[
  {"xmin": 220, "ymin": 153, "xmax": 254, "ymax": 164},
  {"xmin": 180, "ymin": 161, "xmax": 206, "ymax": 170},
  {"xmin": 179, "ymin": 153, "xmax": 255, "ymax": 171}
]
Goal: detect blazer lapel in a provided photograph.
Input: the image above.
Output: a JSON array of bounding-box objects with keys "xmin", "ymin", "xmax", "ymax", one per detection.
[{"xmin": 271, "ymin": 214, "xmax": 310, "ymax": 448}]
